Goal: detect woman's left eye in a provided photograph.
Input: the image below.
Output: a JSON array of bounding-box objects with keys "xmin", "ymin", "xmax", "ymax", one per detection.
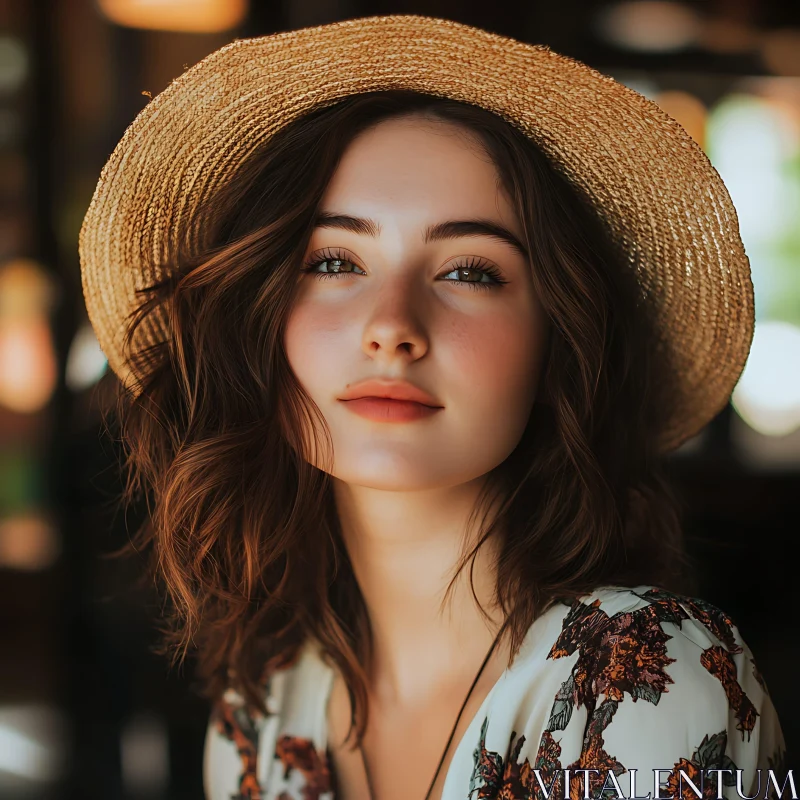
[{"xmin": 440, "ymin": 259, "xmax": 508, "ymax": 290}]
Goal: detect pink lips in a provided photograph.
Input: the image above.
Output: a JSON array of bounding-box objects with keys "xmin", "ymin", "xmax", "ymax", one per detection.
[{"xmin": 338, "ymin": 378, "xmax": 443, "ymax": 423}]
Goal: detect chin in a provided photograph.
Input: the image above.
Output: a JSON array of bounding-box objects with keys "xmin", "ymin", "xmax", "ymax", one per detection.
[
  {"xmin": 330, "ymin": 449, "xmax": 484, "ymax": 492},
  {"xmin": 337, "ymin": 472, "xmax": 451, "ymax": 492}
]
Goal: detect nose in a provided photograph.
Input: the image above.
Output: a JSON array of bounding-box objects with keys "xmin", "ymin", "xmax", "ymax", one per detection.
[{"xmin": 360, "ymin": 274, "xmax": 430, "ymax": 364}]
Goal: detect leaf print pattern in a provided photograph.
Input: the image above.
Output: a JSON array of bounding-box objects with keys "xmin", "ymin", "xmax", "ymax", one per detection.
[
  {"xmin": 548, "ymin": 597, "xmax": 677, "ymax": 712},
  {"xmin": 212, "ymin": 651, "xmax": 315, "ymax": 800},
  {"xmin": 214, "ymin": 696, "xmax": 265, "ymax": 800},
  {"xmin": 215, "ymin": 703, "xmax": 332, "ymax": 800},
  {"xmin": 546, "ymin": 674, "xmax": 576, "ymax": 732},
  {"xmin": 661, "ymin": 731, "xmax": 738, "ymax": 800},
  {"xmin": 700, "ymin": 645, "xmax": 759, "ymax": 741},
  {"xmin": 530, "ymin": 731, "xmax": 564, "ymax": 798},
  {"xmin": 471, "ymin": 717, "xmax": 505, "ymax": 800},
  {"xmin": 274, "ymin": 736, "xmax": 331, "ymax": 800},
  {"xmin": 636, "ymin": 588, "xmax": 743, "ymax": 655},
  {"xmin": 467, "ymin": 588, "xmax": 780, "ymax": 800}
]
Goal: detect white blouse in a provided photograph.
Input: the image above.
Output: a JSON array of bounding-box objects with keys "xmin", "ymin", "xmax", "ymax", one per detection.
[{"xmin": 203, "ymin": 584, "xmax": 787, "ymax": 800}]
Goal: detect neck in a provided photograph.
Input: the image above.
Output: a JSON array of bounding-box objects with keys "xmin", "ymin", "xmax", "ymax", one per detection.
[{"xmin": 332, "ymin": 475, "xmax": 506, "ymax": 707}]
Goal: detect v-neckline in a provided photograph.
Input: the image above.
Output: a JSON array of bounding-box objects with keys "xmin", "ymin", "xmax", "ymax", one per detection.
[{"xmin": 313, "ymin": 606, "xmax": 560, "ymax": 800}]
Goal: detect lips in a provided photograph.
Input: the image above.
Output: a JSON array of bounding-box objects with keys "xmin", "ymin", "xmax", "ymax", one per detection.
[
  {"xmin": 340, "ymin": 397, "xmax": 442, "ymax": 422},
  {"xmin": 338, "ymin": 378, "xmax": 443, "ymax": 423},
  {"xmin": 338, "ymin": 378, "xmax": 442, "ymax": 407}
]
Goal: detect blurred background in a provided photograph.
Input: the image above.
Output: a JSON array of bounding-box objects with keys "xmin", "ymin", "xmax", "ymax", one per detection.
[{"xmin": 1, "ymin": 0, "xmax": 798, "ymax": 797}]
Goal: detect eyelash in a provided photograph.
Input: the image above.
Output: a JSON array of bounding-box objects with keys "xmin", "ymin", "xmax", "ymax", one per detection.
[{"xmin": 300, "ymin": 248, "xmax": 508, "ymax": 291}]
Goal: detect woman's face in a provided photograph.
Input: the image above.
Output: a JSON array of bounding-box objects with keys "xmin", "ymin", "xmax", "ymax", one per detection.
[{"xmin": 283, "ymin": 114, "xmax": 549, "ymax": 491}]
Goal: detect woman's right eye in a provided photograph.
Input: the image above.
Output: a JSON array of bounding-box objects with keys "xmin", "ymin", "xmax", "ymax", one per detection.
[
  {"xmin": 314, "ymin": 259, "xmax": 363, "ymax": 274},
  {"xmin": 301, "ymin": 253, "xmax": 366, "ymax": 279}
]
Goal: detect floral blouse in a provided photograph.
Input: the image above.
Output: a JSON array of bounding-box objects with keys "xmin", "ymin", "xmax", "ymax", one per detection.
[{"xmin": 203, "ymin": 585, "xmax": 787, "ymax": 800}]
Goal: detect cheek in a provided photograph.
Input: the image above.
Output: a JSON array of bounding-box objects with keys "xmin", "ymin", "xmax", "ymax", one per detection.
[
  {"xmin": 446, "ymin": 311, "xmax": 542, "ymax": 415},
  {"xmin": 283, "ymin": 301, "xmax": 347, "ymax": 397}
]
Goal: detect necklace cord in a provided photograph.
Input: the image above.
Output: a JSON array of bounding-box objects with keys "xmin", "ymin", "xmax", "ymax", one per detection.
[{"xmin": 360, "ymin": 628, "xmax": 504, "ymax": 800}]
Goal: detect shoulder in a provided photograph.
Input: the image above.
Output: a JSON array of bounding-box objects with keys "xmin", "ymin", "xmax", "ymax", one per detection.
[
  {"xmin": 470, "ymin": 585, "xmax": 787, "ymax": 800},
  {"xmin": 550, "ymin": 583, "xmax": 755, "ymax": 671},
  {"xmin": 547, "ymin": 584, "xmax": 773, "ymax": 727}
]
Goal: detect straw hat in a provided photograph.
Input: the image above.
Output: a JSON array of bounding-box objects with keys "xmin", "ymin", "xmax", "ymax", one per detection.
[{"xmin": 79, "ymin": 14, "xmax": 754, "ymax": 454}]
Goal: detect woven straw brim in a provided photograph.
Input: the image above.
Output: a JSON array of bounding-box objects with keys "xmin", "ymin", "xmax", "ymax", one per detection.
[{"xmin": 78, "ymin": 14, "xmax": 754, "ymax": 454}]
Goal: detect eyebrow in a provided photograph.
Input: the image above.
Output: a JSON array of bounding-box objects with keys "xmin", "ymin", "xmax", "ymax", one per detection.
[{"xmin": 313, "ymin": 212, "xmax": 529, "ymax": 259}]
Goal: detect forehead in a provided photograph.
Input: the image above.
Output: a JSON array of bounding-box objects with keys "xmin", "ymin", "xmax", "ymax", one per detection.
[{"xmin": 320, "ymin": 115, "xmax": 516, "ymax": 225}]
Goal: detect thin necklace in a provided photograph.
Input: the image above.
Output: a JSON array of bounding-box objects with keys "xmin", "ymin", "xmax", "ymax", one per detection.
[{"xmin": 359, "ymin": 628, "xmax": 504, "ymax": 800}]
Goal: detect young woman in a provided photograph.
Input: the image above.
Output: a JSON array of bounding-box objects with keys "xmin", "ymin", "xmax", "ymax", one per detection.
[{"xmin": 79, "ymin": 15, "xmax": 786, "ymax": 800}]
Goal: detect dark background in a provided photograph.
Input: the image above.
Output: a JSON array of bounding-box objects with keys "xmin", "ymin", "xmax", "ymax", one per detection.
[{"xmin": 1, "ymin": 1, "xmax": 798, "ymax": 798}]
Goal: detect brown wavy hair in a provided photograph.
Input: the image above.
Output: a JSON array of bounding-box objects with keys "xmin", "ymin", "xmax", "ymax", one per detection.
[{"xmin": 108, "ymin": 90, "xmax": 694, "ymax": 741}]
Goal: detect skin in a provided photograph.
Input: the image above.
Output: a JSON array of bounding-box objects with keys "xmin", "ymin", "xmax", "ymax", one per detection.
[{"xmin": 283, "ymin": 114, "xmax": 549, "ymax": 800}]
